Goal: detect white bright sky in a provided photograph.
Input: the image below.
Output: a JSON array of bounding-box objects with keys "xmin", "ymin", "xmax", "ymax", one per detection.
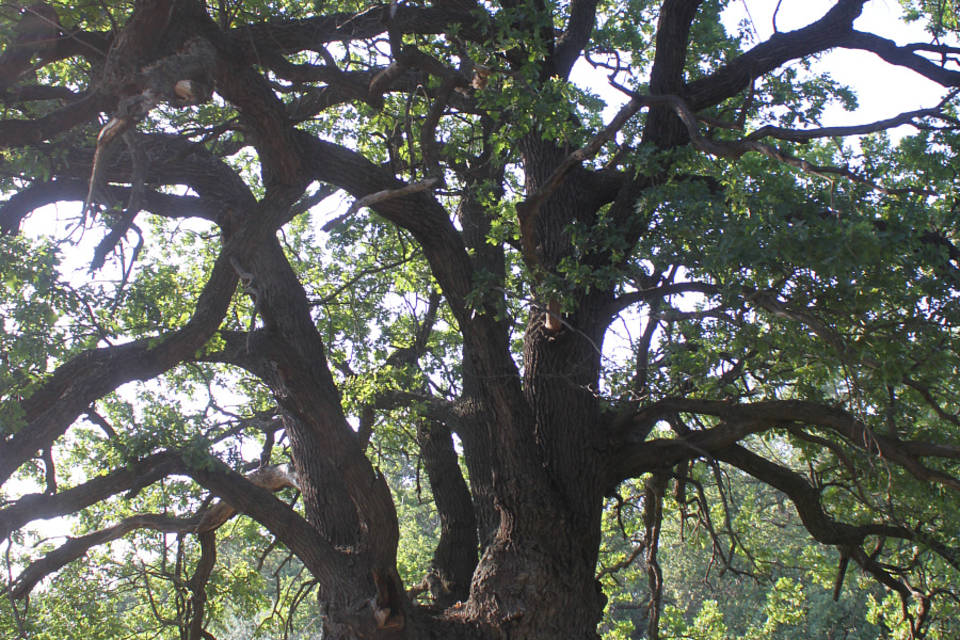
[
  {"xmin": 737, "ymin": 0, "xmax": 951, "ymax": 127},
  {"xmin": 571, "ymin": 0, "xmax": 954, "ymax": 133}
]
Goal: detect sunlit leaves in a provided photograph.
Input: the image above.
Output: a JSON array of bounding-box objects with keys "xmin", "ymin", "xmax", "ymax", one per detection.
[{"xmin": 0, "ymin": 235, "xmax": 83, "ymax": 435}]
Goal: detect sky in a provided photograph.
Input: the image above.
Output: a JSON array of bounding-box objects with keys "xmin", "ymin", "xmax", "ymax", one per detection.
[
  {"xmin": 570, "ymin": 0, "xmax": 955, "ymax": 137},
  {"xmin": 737, "ymin": 0, "xmax": 953, "ymax": 128}
]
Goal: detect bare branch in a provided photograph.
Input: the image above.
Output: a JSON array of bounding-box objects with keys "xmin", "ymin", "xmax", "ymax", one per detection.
[
  {"xmin": 595, "ymin": 542, "xmax": 644, "ymax": 581},
  {"xmin": 747, "ymin": 90, "xmax": 960, "ymax": 142}
]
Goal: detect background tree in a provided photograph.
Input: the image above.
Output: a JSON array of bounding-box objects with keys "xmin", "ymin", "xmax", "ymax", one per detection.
[{"xmin": 2, "ymin": 0, "xmax": 960, "ymax": 638}]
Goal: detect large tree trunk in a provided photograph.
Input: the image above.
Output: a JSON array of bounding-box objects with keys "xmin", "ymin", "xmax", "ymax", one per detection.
[
  {"xmin": 456, "ymin": 323, "xmax": 608, "ymax": 639},
  {"xmin": 450, "ymin": 134, "xmax": 613, "ymax": 639}
]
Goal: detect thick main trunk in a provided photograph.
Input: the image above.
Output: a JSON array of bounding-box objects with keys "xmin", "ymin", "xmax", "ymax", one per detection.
[
  {"xmin": 457, "ymin": 316, "xmax": 609, "ymax": 640},
  {"xmin": 478, "ymin": 323, "xmax": 608, "ymax": 637},
  {"xmin": 442, "ymin": 134, "xmax": 612, "ymax": 639},
  {"xmin": 421, "ymin": 304, "xmax": 606, "ymax": 638},
  {"xmin": 240, "ymin": 138, "xmax": 615, "ymax": 639},
  {"xmin": 466, "ymin": 519, "xmax": 606, "ymax": 639},
  {"xmin": 446, "ymin": 341, "xmax": 608, "ymax": 640}
]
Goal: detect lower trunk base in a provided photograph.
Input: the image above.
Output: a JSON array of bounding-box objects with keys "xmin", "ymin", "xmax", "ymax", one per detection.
[{"xmin": 462, "ymin": 540, "xmax": 605, "ymax": 640}]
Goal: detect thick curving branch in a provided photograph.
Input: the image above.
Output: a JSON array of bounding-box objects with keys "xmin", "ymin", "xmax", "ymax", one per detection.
[
  {"xmin": 6, "ymin": 513, "xmax": 198, "ymax": 599},
  {"xmin": 517, "ymin": 95, "xmax": 646, "ymax": 269},
  {"xmin": 604, "ymin": 281, "xmax": 720, "ymax": 319},
  {"xmin": 607, "ymin": 398, "xmax": 960, "ymax": 492},
  {"xmin": 298, "ymin": 134, "xmax": 480, "ymax": 326},
  {"xmin": 643, "ymin": 0, "xmax": 705, "ymax": 149},
  {"xmin": 840, "ymin": 31, "xmax": 960, "ymax": 87},
  {"xmin": 415, "ymin": 419, "xmax": 478, "ymax": 607},
  {"xmin": 0, "ymin": 247, "xmax": 238, "ymax": 485},
  {"xmin": 1, "ymin": 176, "xmax": 299, "ymax": 488},
  {"xmin": 224, "ymin": 5, "xmax": 487, "ymax": 59},
  {"xmin": 615, "ymin": 85, "xmax": 932, "ymax": 195},
  {"xmin": 0, "ymin": 451, "xmax": 183, "ymax": 540},
  {"xmin": 746, "ymin": 91, "xmax": 960, "ymax": 142},
  {"xmin": 0, "ymin": 178, "xmax": 220, "ymax": 234},
  {"xmin": 194, "ymin": 465, "xmax": 299, "ymax": 533},
  {"xmin": 4, "ymin": 457, "xmax": 308, "ymax": 602},
  {"xmin": 182, "ymin": 454, "xmax": 358, "ymax": 598},
  {"xmin": 0, "ymin": 93, "xmax": 109, "ymax": 148},
  {"xmin": 549, "ymin": 0, "xmax": 600, "ymax": 79},
  {"xmin": 716, "ymin": 444, "xmax": 912, "ymax": 545},
  {"xmin": 211, "ymin": 39, "xmax": 306, "ymax": 190},
  {"xmin": 610, "ymin": 423, "xmax": 960, "ymax": 623},
  {"xmin": 716, "ymin": 444, "xmax": 960, "ymax": 604},
  {"xmin": 3, "ymin": 130, "xmax": 256, "ymax": 235},
  {"xmin": 685, "ymin": 0, "xmax": 868, "ymax": 110},
  {"xmin": 299, "ymin": 136, "xmax": 532, "ymax": 516}
]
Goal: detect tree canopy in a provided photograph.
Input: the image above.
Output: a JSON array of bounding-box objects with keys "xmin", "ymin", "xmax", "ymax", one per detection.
[{"xmin": 2, "ymin": 0, "xmax": 960, "ymax": 638}]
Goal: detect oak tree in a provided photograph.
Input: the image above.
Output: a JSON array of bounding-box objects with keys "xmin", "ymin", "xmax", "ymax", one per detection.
[{"xmin": 2, "ymin": 0, "xmax": 960, "ymax": 638}]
